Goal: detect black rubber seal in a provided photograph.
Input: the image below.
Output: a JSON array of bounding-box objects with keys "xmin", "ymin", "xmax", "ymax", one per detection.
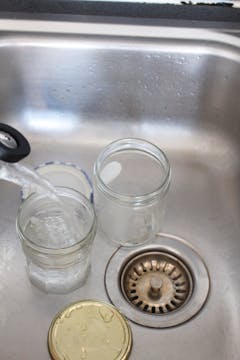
[
  {"xmin": 0, "ymin": 123, "xmax": 31, "ymax": 163},
  {"xmin": 0, "ymin": 1, "xmax": 240, "ymax": 23}
]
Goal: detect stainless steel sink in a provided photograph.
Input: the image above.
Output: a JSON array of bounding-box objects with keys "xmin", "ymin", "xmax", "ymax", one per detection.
[{"xmin": 0, "ymin": 19, "xmax": 239, "ymax": 360}]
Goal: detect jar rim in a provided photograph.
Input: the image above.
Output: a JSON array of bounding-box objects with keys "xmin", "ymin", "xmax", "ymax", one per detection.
[
  {"xmin": 94, "ymin": 138, "xmax": 171, "ymax": 204},
  {"xmin": 16, "ymin": 186, "xmax": 96, "ymax": 254}
]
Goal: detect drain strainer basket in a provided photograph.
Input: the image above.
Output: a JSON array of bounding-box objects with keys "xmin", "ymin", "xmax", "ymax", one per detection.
[
  {"xmin": 121, "ymin": 251, "xmax": 193, "ymax": 315},
  {"xmin": 105, "ymin": 233, "xmax": 210, "ymax": 328}
]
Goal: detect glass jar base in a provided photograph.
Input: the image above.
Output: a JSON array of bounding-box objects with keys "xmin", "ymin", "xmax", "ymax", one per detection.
[
  {"xmin": 26, "ymin": 262, "xmax": 91, "ymax": 294},
  {"xmin": 100, "ymin": 227, "xmax": 155, "ymax": 248}
]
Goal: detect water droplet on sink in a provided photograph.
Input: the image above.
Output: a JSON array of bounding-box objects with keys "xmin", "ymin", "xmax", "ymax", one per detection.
[
  {"xmin": 65, "ymin": 309, "xmax": 74, "ymax": 319},
  {"xmin": 99, "ymin": 306, "xmax": 114, "ymax": 323},
  {"xmin": 80, "ymin": 322, "xmax": 88, "ymax": 332},
  {"xmin": 80, "ymin": 347, "xmax": 87, "ymax": 359}
]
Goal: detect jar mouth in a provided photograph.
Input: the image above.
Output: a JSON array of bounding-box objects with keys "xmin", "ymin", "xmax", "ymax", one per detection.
[
  {"xmin": 16, "ymin": 186, "xmax": 96, "ymax": 254},
  {"xmin": 94, "ymin": 138, "xmax": 171, "ymax": 204}
]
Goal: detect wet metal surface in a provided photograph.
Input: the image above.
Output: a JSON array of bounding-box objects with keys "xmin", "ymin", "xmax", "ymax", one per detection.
[{"xmin": 0, "ymin": 20, "xmax": 239, "ymax": 359}]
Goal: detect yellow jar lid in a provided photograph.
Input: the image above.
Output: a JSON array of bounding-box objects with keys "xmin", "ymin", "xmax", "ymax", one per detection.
[{"xmin": 48, "ymin": 300, "xmax": 132, "ymax": 360}]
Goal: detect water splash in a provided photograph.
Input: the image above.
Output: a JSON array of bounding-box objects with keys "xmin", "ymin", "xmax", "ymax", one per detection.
[
  {"xmin": 99, "ymin": 307, "xmax": 114, "ymax": 323},
  {"xmin": 0, "ymin": 161, "xmax": 77, "ymax": 248},
  {"xmin": 0, "ymin": 161, "xmax": 59, "ymax": 198}
]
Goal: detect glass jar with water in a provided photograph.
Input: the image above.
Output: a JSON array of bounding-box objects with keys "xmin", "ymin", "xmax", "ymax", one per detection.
[
  {"xmin": 0, "ymin": 123, "xmax": 96, "ymax": 294},
  {"xmin": 16, "ymin": 187, "xmax": 96, "ymax": 293}
]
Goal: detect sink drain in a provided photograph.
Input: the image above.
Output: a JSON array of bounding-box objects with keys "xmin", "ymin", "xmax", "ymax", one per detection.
[
  {"xmin": 105, "ymin": 233, "xmax": 210, "ymax": 328},
  {"xmin": 121, "ymin": 251, "xmax": 193, "ymax": 315}
]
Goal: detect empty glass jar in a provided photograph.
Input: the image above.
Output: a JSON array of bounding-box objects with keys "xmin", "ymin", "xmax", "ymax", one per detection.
[
  {"xmin": 94, "ymin": 138, "xmax": 171, "ymax": 246},
  {"xmin": 16, "ymin": 187, "xmax": 96, "ymax": 293}
]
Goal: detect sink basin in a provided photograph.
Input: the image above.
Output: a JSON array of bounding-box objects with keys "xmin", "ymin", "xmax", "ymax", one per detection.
[{"xmin": 0, "ymin": 19, "xmax": 239, "ymax": 360}]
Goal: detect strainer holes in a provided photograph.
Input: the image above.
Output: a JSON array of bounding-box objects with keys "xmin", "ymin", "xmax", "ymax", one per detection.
[
  {"xmin": 159, "ymin": 307, "xmax": 164, "ymax": 313},
  {"xmin": 176, "ymin": 289, "xmax": 187, "ymax": 294},
  {"xmin": 130, "ymin": 296, "xmax": 139, "ymax": 301},
  {"xmin": 152, "ymin": 306, "xmax": 156, "ymax": 314},
  {"xmin": 134, "ymin": 267, "xmax": 141, "ymax": 276},
  {"xmin": 130, "ymin": 290, "xmax": 136, "ymax": 294},
  {"xmin": 143, "ymin": 305, "xmax": 149, "ymax": 312},
  {"xmin": 163, "ymin": 262, "xmax": 167, "ymax": 271},
  {"xmin": 175, "ymin": 282, "xmax": 186, "ymax": 287},
  {"xmin": 136, "ymin": 301, "xmax": 143, "ymax": 307},
  {"xmin": 168, "ymin": 267, "xmax": 176, "ymax": 276},
  {"xmin": 171, "ymin": 300, "xmax": 178, "ymax": 307},
  {"xmin": 165, "ymin": 304, "xmax": 171, "ymax": 311},
  {"xmin": 172, "ymin": 274, "xmax": 182, "ymax": 281}
]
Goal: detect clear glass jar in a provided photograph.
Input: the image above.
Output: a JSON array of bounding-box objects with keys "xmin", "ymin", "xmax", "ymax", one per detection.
[
  {"xmin": 16, "ymin": 187, "xmax": 96, "ymax": 294},
  {"xmin": 94, "ymin": 138, "xmax": 171, "ymax": 247}
]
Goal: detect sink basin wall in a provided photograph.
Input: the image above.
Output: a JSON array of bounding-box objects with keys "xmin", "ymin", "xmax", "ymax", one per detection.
[{"xmin": 0, "ymin": 22, "xmax": 239, "ymax": 359}]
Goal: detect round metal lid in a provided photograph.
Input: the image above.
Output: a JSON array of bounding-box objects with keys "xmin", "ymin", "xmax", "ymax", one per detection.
[{"xmin": 48, "ymin": 300, "xmax": 132, "ymax": 360}]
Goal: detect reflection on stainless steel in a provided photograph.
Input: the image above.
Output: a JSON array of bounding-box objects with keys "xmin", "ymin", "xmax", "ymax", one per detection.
[
  {"xmin": 24, "ymin": 109, "xmax": 79, "ymax": 132},
  {"xmin": 0, "ymin": 20, "xmax": 239, "ymax": 359}
]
